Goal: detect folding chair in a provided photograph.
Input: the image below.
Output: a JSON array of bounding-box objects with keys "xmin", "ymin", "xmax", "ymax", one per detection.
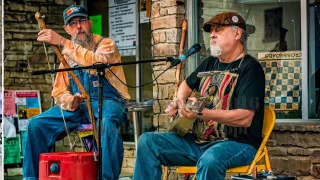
[
  {"xmin": 76, "ymin": 124, "xmax": 98, "ymax": 152},
  {"xmin": 163, "ymin": 106, "xmax": 276, "ymax": 180}
]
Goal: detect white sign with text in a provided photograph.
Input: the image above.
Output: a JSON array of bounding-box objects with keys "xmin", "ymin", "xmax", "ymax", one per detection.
[{"xmin": 109, "ymin": 0, "xmax": 136, "ymax": 51}]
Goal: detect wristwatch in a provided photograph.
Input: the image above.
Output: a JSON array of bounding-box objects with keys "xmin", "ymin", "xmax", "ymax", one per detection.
[{"xmin": 197, "ymin": 111, "xmax": 203, "ymax": 118}]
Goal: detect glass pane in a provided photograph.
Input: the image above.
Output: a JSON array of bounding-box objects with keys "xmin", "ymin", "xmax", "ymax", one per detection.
[
  {"xmin": 88, "ymin": 1, "xmax": 137, "ymax": 142},
  {"xmin": 122, "ymin": 56, "xmax": 136, "ymax": 142},
  {"xmin": 140, "ymin": 21, "xmax": 156, "ymax": 133},
  {"xmin": 309, "ymin": 1, "xmax": 320, "ymax": 119},
  {"xmin": 198, "ymin": 0, "xmax": 302, "ymax": 119}
]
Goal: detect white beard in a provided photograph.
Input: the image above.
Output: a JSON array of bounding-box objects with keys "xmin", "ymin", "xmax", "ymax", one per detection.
[{"xmin": 210, "ymin": 42, "xmax": 222, "ymax": 57}]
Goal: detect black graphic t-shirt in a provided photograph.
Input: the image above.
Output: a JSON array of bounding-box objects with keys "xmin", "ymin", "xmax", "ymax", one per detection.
[{"xmin": 186, "ymin": 54, "xmax": 265, "ymax": 149}]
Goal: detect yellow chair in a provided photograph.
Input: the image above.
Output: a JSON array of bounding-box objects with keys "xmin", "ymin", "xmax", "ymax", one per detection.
[{"xmin": 167, "ymin": 106, "xmax": 276, "ymax": 180}]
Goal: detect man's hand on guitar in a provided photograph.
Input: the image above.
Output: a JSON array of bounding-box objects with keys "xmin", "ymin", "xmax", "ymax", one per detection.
[
  {"xmin": 165, "ymin": 100, "xmax": 178, "ymax": 117},
  {"xmin": 165, "ymin": 98, "xmax": 186, "ymax": 117},
  {"xmin": 178, "ymin": 97, "xmax": 198, "ymax": 118},
  {"xmin": 178, "ymin": 107, "xmax": 197, "ymax": 118}
]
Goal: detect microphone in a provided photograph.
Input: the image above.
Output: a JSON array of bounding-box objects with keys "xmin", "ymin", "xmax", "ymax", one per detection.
[{"xmin": 170, "ymin": 43, "xmax": 201, "ymax": 67}]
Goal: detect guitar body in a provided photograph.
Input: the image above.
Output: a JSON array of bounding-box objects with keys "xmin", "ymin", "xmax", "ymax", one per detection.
[
  {"xmin": 167, "ymin": 91, "xmax": 208, "ymax": 137},
  {"xmin": 167, "ymin": 116, "xmax": 197, "ymax": 137}
]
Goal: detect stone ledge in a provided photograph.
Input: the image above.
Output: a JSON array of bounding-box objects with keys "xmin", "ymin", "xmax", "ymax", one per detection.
[
  {"xmin": 274, "ymin": 123, "xmax": 320, "ymax": 132},
  {"xmin": 270, "ymin": 156, "xmax": 312, "ymax": 176},
  {"xmin": 271, "ymin": 131, "xmax": 320, "ymax": 148}
]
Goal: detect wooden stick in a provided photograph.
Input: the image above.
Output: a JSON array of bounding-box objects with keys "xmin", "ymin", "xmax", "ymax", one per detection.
[
  {"xmin": 35, "ymin": 12, "xmax": 99, "ymax": 146},
  {"xmin": 174, "ymin": 19, "xmax": 188, "ymax": 98}
]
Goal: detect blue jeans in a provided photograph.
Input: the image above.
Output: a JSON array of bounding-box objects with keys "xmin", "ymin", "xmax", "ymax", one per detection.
[
  {"xmin": 133, "ymin": 132, "xmax": 256, "ymax": 180},
  {"xmin": 23, "ymin": 99, "xmax": 128, "ymax": 180}
]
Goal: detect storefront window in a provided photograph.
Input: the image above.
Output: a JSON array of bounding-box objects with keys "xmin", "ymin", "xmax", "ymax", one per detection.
[
  {"xmin": 309, "ymin": 1, "xmax": 320, "ymax": 119},
  {"xmin": 198, "ymin": 0, "xmax": 302, "ymax": 119},
  {"xmin": 135, "ymin": 19, "xmax": 155, "ymax": 135},
  {"xmin": 88, "ymin": 0, "xmax": 154, "ymax": 142}
]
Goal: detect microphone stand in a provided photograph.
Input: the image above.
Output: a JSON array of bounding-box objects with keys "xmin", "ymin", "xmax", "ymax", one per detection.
[
  {"xmin": 32, "ymin": 57, "xmax": 176, "ymax": 75},
  {"xmin": 52, "ymin": 54, "xmax": 57, "ymax": 152},
  {"xmin": 32, "ymin": 57, "xmax": 176, "ymax": 180}
]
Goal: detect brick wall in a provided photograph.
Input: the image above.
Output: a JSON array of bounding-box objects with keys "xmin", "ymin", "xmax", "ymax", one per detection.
[
  {"xmin": 151, "ymin": 0, "xmax": 185, "ymax": 131},
  {"xmin": 268, "ymin": 124, "xmax": 320, "ymax": 179},
  {"xmin": 4, "ymin": 0, "xmax": 73, "ymax": 111},
  {"xmin": 150, "ymin": 0, "xmax": 186, "ymax": 179},
  {"xmin": 122, "ymin": 144, "xmax": 136, "ymax": 175}
]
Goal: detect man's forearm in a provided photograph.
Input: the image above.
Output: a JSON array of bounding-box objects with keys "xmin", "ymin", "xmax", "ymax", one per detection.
[
  {"xmin": 201, "ymin": 108, "xmax": 255, "ymax": 127},
  {"xmin": 176, "ymin": 80, "xmax": 193, "ymax": 102},
  {"xmin": 61, "ymin": 41, "xmax": 109, "ymax": 66},
  {"xmin": 61, "ymin": 38, "xmax": 118, "ymax": 67}
]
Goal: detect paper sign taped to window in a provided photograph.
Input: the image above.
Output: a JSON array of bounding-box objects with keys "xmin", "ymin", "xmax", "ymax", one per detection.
[
  {"xmin": 4, "ymin": 137, "xmax": 21, "ymax": 164},
  {"xmin": 4, "ymin": 90, "xmax": 16, "ymax": 116}
]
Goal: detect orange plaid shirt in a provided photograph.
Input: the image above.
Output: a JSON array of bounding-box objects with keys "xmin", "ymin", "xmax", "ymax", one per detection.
[{"xmin": 52, "ymin": 34, "xmax": 130, "ymax": 111}]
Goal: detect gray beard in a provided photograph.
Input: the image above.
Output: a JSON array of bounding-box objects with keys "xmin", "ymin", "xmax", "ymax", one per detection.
[
  {"xmin": 210, "ymin": 44, "xmax": 222, "ymax": 57},
  {"xmin": 72, "ymin": 31, "xmax": 95, "ymax": 50}
]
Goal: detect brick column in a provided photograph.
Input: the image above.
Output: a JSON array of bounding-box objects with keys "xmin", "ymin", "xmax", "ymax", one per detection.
[{"xmin": 151, "ymin": 0, "xmax": 185, "ymax": 131}]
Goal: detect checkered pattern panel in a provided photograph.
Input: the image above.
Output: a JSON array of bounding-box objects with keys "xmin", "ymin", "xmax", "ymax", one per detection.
[{"xmin": 260, "ymin": 60, "xmax": 302, "ymax": 110}]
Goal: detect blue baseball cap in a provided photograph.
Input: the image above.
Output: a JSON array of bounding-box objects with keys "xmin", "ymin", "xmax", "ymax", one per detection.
[{"xmin": 63, "ymin": 5, "xmax": 88, "ymax": 25}]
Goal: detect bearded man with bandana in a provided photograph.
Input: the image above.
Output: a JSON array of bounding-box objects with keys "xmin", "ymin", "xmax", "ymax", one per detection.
[
  {"xmin": 23, "ymin": 5, "xmax": 130, "ymax": 180},
  {"xmin": 133, "ymin": 12, "xmax": 265, "ymax": 180}
]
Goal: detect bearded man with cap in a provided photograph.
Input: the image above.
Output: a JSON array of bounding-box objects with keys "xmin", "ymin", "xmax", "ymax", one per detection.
[
  {"xmin": 133, "ymin": 12, "xmax": 265, "ymax": 180},
  {"xmin": 22, "ymin": 5, "xmax": 130, "ymax": 180}
]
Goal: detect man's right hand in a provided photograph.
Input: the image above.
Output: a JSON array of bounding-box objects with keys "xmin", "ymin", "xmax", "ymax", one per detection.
[
  {"xmin": 70, "ymin": 93, "xmax": 86, "ymax": 111},
  {"xmin": 37, "ymin": 29, "xmax": 66, "ymax": 46},
  {"xmin": 56, "ymin": 93, "xmax": 86, "ymax": 111},
  {"xmin": 165, "ymin": 101, "xmax": 178, "ymax": 117},
  {"xmin": 165, "ymin": 99, "xmax": 186, "ymax": 117}
]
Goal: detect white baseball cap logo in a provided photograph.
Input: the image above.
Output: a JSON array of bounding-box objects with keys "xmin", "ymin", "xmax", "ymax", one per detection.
[
  {"xmin": 71, "ymin": 7, "xmax": 80, "ymax": 13},
  {"xmin": 232, "ymin": 16, "xmax": 239, "ymax": 23},
  {"xmin": 66, "ymin": 7, "xmax": 80, "ymax": 16}
]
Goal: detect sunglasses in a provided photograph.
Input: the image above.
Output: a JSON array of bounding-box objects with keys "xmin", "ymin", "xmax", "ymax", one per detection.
[{"xmin": 67, "ymin": 17, "xmax": 89, "ymax": 27}]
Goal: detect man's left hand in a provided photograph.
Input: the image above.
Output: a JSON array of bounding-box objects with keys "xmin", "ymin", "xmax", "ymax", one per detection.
[
  {"xmin": 178, "ymin": 107, "xmax": 197, "ymax": 118},
  {"xmin": 37, "ymin": 29, "xmax": 64, "ymax": 46}
]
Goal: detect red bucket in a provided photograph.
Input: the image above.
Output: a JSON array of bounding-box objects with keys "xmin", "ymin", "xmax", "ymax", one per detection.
[{"xmin": 39, "ymin": 152, "xmax": 98, "ymax": 180}]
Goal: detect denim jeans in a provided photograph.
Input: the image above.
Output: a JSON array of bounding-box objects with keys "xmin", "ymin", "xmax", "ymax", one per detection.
[
  {"xmin": 133, "ymin": 132, "xmax": 257, "ymax": 180},
  {"xmin": 23, "ymin": 67, "xmax": 127, "ymax": 180},
  {"xmin": 23, "ymin": 100, "xmax": 127, "ymax": 180}
]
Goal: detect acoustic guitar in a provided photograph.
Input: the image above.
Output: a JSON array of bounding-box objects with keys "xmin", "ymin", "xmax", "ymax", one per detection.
[{"xmin": 167, "ymin": 91, "xmax": 208, "ymax": 137}]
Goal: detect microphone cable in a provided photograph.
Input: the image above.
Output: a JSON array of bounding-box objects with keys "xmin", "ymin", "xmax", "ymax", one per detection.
[
  {"xmin": 104, "ymin": 61, "xmax": 169, "ymax": 131},
  {"xmin": 104, "ymin": 63, "xmax": 172, "ymax": 89},
  {"xmin": 102, "ymin": 42, "xmax": 201, "ymax": 88},
  {"xmin": 149, "ymin": 7, "xmax": 162, "ymax": 131},
  {"xmin": 150, "ymin": 15, "xmax": 161, "ymax": 132}
]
